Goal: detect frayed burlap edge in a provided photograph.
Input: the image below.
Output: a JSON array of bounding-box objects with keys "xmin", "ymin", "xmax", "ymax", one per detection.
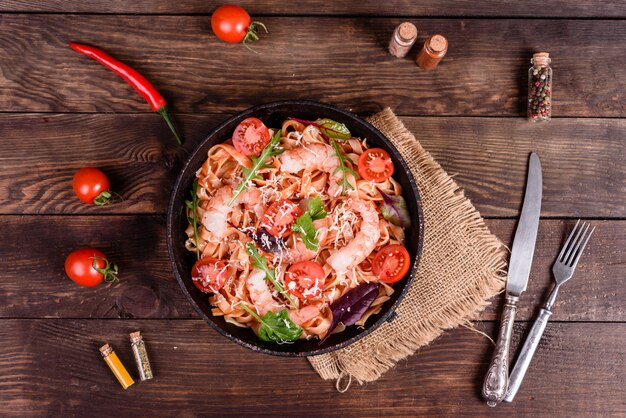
[{"xmin": 307, "ymin": 108, "xmax": 506, "ymax": 385}]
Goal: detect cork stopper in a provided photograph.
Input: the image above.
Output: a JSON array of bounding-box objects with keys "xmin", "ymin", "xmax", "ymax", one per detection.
[
  {"xmin": 397, "ymin": 22, "xmax": 417, "ymax": 42},
  {"xmin": 533, "ymin": 51, "xmax": 550, "ymax": 66},
  {"xmin": 99, "ymin": 343, "xmax": 113, "ymax": 357},
  {"xmin": 429, "ymin": 35, "xmax": 448, "ymax": 53},
  {"xmin": 129, "ymin": 331, "xmax": 142, "ymax": 343}
]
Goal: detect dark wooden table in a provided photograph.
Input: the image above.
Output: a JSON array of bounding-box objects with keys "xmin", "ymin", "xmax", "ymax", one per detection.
[{"xmin": 1, "ymin": 1, "xmax": 625, "ymax": 416}]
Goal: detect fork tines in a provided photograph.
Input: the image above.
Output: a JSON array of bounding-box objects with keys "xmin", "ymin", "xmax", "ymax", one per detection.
[{"xmin": 558, "ymin": 219, "xmax": 595, "ymax": 268}]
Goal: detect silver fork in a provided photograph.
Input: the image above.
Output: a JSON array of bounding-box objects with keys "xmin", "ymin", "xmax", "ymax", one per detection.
[{"xmin": 503, "ymin": 219, "xmax": 595, "ymax": 402}]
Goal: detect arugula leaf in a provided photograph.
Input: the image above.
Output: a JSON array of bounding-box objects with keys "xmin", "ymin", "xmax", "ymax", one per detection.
[
  {"xmin": 240, "ymin": 304, "xmax": 302, "ymax": 343},
  {"xmin": 185, "ymin": 179, "xmax": 201, "ymax": 259},
  {"xmin": 331, "ymin": 138, "xmax": 358, "ymax": 196},
  {"xmin": 316, "ymin": 118, "xmax": 352, "ymax": 141},
  {"xmin": 307, "ymin": 196, "xmax": 327, "ymax": 221},
  {"xmin": 229, "ymin": 129, "xmax": 284, "ymax": 206},
  {"xmin": 291, "ymin": 214, "xmax": 318, "ymax": 251},
  {"xmin": 245, "ymin": 242, "xmax": 298, "ymax": 309}
]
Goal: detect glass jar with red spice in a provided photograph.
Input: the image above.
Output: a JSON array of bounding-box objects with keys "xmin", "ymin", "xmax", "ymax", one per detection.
[{"xmin": 527, "ymin": 52, "xmax": 552, "ymax": 122}]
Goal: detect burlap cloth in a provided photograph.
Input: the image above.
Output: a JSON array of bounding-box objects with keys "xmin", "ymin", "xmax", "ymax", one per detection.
[{"xmin": 308, "ymin": 108, "xmax": 507, "ymax": 387}]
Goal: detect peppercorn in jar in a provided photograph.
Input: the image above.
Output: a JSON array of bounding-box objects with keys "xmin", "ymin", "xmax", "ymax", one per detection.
[{"xmin": 527, "ymin": 52, "xmax": 552, "ymax": 121}]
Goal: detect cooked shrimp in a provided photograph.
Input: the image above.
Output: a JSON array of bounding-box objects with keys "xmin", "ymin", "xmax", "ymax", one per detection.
[
  {"xmin": 279, "ymin": 143, "xmax": 339, "ymax": 174},
  {"xmin": 326, "ymin": 199, "xmax": 380, "ymax": 276},
  {"xmin": 201, "ymin": 186, "xmax": 263, "ymax": 239},
  {"xmin": 201, "ymin": 186, "xmax": 233, "ymax": 239},
  {"xmin": 288, "ymin": 304, "xmax": 321, "ymax": 326},
  {"xmin": 246, "ymin": 268, "xmax": 281, "ymax": 316}
]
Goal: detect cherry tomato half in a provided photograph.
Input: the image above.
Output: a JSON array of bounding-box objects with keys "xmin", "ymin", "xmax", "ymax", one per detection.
[
  {"xmin": 73, "ymin": 167, "xmax": 111, "ymax": 205},
  {"xmin": 232, "ymin": 117, "xmax": 271, "ymax": 157},
  {"xmin": 285, "ymin": 261, "xmax": 326, "ymax": 301},
  {"xmin": 211, "ymin": 4, "xmax": 252, "ymax": 43},
  {"xmin": 261, "ymin": 199, "xmax": 302, "ymax": 238},
  {"xmin": 357, "ymin": 148, "xmax": 395, "ymax": 182},
  {"xmin": 192, "ymin": 258, "xmax": 228, "ymax": 293},
  {"xmin": 372, "ymin": 244, "xmax": 411, "ymax": 284},
  {"xmin": 65, "ymin": 248, "xmax": 118, "ymax": 287}
]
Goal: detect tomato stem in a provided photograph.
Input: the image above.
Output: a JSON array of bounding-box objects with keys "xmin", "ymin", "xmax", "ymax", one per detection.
[
  {"xmin": 242, "ymin": 21, "xmax": 268, "ymax": 53},
  {"xmin": 93, "ymin": 190, "xmax": 124, "ymax": 206},
  {"xmin": 92, "ymin": 256, "xmax": 120, "ymax": 284}
]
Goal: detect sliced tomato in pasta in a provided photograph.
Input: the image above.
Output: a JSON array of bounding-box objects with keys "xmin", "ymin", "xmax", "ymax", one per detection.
[
  {"xmin": 191, "ymin": 258, "xmax": 228, "ymax": 293},
  {"xmin": 372, "ymin": 244, "xmax": 410, "ymax": 284},
  {"xmin": 357, "ymin": 148, "xmax": 394, "ymax": 182},
  {"xmin": 232, "ymin": 117, "xmax": 270, "ymax": 157},
  {"xmin": 261, "ymin": 199, "xmax": 302, "ymax": 238},
  {"xmin": 285, "ymin": 261, "xmax": 326, "ymax": 300}
]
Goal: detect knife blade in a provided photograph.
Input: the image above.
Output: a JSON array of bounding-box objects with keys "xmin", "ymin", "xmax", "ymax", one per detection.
[{"xmin": 482, "ymin": 152, "xmax": 542, "ymax": 406}]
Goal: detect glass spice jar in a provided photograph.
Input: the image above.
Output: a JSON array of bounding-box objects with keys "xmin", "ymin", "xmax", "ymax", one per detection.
[
  {"xmin": 388, "ymin": 22, "xmax": 418, "ymax": 58},
  {"xmin": 416, "ymin": 34, "xmax": 448, "ymax": 70},
  {"xmin": 100, "ymin": 343, "xmax": 135, "ymax": 390},
  {"xmin": 130, "ymin": 331, "xmax": 154, "ymax": 381},
  {"xmin": 527, "ymin": 52, "xmax": 552, "ymax": 121}
]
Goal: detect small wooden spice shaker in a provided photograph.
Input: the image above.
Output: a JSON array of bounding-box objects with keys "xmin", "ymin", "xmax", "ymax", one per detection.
[
  {"xmin": 100, "ymin": 343, "xmax": 134, "ymax": 389},
  {"xmin": 388, "ymin": 22, "xmax": 418, "ymax": 58},
  {"xmin": 416, "ymin": 34, "xmax": 448, "ymax": 70},
  {"xmin": 130, "ymin": 331, "xmax": 154, "ymax": 381}
]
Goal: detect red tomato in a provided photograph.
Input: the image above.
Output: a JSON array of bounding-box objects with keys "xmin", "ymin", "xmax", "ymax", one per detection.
[
  {"xmin": 191, "ymin": 258, "xmax": 228, "ymax": 293},
  {"xmin": 211, "ymin": 4, "xmax": 252, "ymax": 43},
  {"xmin": 372, "ymin": 244, "xmax": 411, "ymax": 284},
  {"xmin": 73, "ymin": 167, "xmax": 111, "ymax": 205},
  {"xmin": 285, "ymin": 261, "xmax": 326, "ymax": 300},
  {"xmin": 65, "ymin": 248, "xmax": 118, "ymax": 287},
  {"xmin": 261, "ymin": 199, "xmax": 302, "ymax": 238},
  {"xmin": 357, "ymin": 148, "xmax": 395, "ymax": 182},
  {"xmin": 232, "ymin": 117, "xmax": 271, "ymax": 157}
]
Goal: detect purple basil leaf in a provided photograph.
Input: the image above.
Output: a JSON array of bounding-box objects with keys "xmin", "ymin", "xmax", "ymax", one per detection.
[
  {"xmin": 379, "ymin": 188, "xmax": 411, "ymax": 228},
  {"xmin": 319, "ymin": 282, "xmax": 379, "ymax": 345},
  {"xmin": 252, "ymin": 228, "xmax": 286, "ymax": 254}
]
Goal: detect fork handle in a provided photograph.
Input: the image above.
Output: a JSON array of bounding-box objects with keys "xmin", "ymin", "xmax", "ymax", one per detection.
[
  {"xmin": 503, "ymin": 308, "xmax": 553, "ymax": 402},
  {"xmin": 482, "ymin": 294, "xmax": 518, "ymax": 406}
]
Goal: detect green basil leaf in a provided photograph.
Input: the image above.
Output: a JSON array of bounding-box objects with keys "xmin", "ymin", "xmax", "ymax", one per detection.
[
  {"xmin": 317, "ymin": 118, "xmax": 351, "ymax": 141},
  {"xmin": 291, "ymin": 214, "xmax": 319, "ymax": 251},
  {"xmin": 257, "ymin": 309, "xmax": 303, "ymax": 343},
  {"xmin": 307, "ymin": 196, "xmax": 327, "ymax": 221}
]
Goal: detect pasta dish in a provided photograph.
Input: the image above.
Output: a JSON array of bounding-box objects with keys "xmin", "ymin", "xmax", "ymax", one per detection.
[{"xmin": 184, "ymin": 117, "xmax": 412, "ymax": 343}]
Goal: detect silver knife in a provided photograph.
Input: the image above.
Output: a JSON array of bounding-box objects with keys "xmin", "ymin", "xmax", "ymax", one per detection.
[{"xmin": 482, "ymin": 152, "xmax": 542, "ymax": 406}]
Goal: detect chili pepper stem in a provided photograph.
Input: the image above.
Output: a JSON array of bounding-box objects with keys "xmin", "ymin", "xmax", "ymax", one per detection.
[{"xmin": 157, "ymin": 106, "xmax": 183, "ymax": 145}]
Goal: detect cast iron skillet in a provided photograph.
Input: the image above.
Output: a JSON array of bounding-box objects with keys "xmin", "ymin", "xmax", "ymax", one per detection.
[{"xmin": 167, "ymin": 100, "xmax": 424, "ymax": 357}]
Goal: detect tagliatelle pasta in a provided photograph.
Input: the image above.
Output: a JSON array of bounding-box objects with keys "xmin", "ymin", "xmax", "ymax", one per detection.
[{"xmin": 184, "ymin": 119, "xmax": 408, "ymax": 341}]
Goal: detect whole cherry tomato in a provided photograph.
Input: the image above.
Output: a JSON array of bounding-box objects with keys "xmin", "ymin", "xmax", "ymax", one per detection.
[
  {"xmin": 211, "ymin": 4, "xmax": 267, "ymax": 49},
  {"xmin": 65, "ymin": 248, "xmax": 119, "ymax": 287},
  {"xmin": 191, "ymin": 258, "xmax": 228, "ymax": 293},
  {"xmin": 73, "ymin": 167, "xmax": 114, "ymax": 205}
]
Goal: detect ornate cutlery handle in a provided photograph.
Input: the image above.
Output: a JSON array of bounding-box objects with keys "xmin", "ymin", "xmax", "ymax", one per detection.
[
  {"xmin": 503, "ymin": 308, "xmax": 552, "ymax": 402},
  {"xmin": 482, "ymin": 294, "xmax": 518, "ymax": 406}
]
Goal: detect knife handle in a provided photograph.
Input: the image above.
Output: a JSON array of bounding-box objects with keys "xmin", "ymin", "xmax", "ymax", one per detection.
[
  {"xmin": 503, "ymin": 307, "xmax": 552, "ymax": 403},
  {"xmin": 482, "ymin": 294, "xmax": 518, "ymax": 406}
]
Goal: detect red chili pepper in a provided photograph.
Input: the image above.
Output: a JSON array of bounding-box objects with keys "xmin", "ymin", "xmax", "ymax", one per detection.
[{"xmin": 69, "ymin": 42, "xmax": 182, "ymax": 144}]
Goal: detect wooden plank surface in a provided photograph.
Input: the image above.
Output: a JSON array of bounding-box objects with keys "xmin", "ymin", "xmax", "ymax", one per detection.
[
  {"xmin": 1, "ymin": 16, "xmax": 625, "ymax": 117},
  {"xmin": 1, "ymin": 319, "xmax": 624, "ymax": 416},
  {"xmin": 1, "ymin": 217, "xmax": 622, "ymax": 321},
  {"xmin": 2, "ymin": 0, "xmax": 625, "ymax": 18},
  {"xmin": 1, "ymin": 114, "xmax": 623, "ymax": 217}
]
